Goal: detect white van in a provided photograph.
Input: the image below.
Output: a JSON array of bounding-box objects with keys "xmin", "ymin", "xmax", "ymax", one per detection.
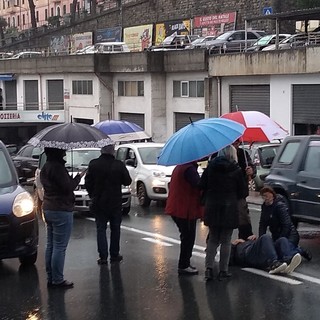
[{"xmin": 88, "ymin": 42, "xmax": 130, "ymax": 54}]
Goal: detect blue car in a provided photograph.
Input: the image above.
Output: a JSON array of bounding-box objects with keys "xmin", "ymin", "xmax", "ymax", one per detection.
[{"xmin": 0, "ymin": 140, "xmax": 38, "ymax": 265}]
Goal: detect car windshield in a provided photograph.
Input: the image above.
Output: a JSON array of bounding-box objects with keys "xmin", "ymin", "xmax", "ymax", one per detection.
[
  {"xmin": 39, "ymin": 149, "xmax": 101, "ymax": 171},
  {"xmin": 215, "ymin": 31, "xmax": 234, "ymax": 40},
  {"xmin": 255, "ymin": 35, "xmax": 273, "ymax": 46},
  {"xmin": 259, "ymin": 145, "xmax": 280, "ymax": 168},
  {"xmin": 65, "ymin": 149, "xmax": 101, "ymax": 170},
  {"xmin": 191, "ymin": 38, "xmax": 204, "ymax": 45},
  {"xmin": 138, "ymin": 147, "xmax": 162, "ymax": 164},
  {"xmin": 0, "ymin": 150, "xmax": 14, "ymax": 186}
]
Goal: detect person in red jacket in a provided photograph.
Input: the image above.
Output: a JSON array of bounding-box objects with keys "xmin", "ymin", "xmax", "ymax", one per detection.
[{"xmin": 165, "ymin": 161, "xmax": 204, "ymax": 275}]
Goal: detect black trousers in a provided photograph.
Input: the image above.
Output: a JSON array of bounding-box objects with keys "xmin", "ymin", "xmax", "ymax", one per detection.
[{"xmin": 172, "ymin": 216, "xmax": 197, "ymax": 269}]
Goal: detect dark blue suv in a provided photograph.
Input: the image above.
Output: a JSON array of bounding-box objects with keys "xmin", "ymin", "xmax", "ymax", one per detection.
[{"xmin": 0, "ymin": 140, "xmax": 38, "ymax": 265}]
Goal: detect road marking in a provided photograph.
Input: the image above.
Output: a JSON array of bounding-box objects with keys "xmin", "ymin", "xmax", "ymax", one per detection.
[
  {"xmin": 290, "ymin": 272, "xmax": 320, "ymax": 285},
  {"xmin": 242, "ymin": 268, "xmax": 302, "ymax": 285},
  {"xmin": 192, "ymin": 251, "xmax": 206, "ymax": 258},
  {"xmin": 121, "ymin": 225, "xmax": 206, "ymax": 251},
  {"xmin": 142, "ymin": 237, "xmax": 173, "ymax": 246}
]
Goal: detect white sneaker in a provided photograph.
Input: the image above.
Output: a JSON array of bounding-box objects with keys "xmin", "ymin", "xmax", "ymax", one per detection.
[
  {"xmin": 284, "ymin": 253, "xmax": 302, "ymax": 274},
  {"xmin": 269, "ymin": 261, "xmax": 288, "ymax": 274}
]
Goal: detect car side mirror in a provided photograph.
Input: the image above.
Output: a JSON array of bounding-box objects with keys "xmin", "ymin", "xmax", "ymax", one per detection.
[
  {"xmin": 19, "ymin": 176, "xmax": 27, "ymax": 184},
  {"xmin": 125, "ymin": 159, "xmax": 136, "ymax": 167},
  {"xmin": 260, "ymin": 173, "xmax": 269, "ymax": 181}
]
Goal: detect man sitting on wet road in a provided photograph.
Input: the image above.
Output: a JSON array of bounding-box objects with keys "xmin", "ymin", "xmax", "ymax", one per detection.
[{"xmin": 229, "ymin": 234, "xmax": 302, "ymax": 274}]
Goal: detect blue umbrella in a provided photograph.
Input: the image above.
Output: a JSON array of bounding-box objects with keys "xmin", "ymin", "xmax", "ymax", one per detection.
[
  {"xmin": 157, "ymin": 118, "xmax": 245, "ymax": 166},
  {"xmin": 94, "ymin": 120, "xmax": 150, "ymax": 142}
]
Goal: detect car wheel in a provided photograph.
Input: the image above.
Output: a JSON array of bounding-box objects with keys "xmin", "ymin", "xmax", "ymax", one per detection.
[
  {"xmin": 122, "ymin": 205, "xmax": 131, "ymax": 215},
  {"xmin": 137, "ymin": 183, "xmax": 151, "ymax": 207},
  {"xmin": 19, "ymin": 252, "xmax": 37, "ymax": 265}
]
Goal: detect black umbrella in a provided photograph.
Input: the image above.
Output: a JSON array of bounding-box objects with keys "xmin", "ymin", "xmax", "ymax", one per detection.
[{"xmin": 28, "ymin": 122, "xmax": 114, "ymax": 150}]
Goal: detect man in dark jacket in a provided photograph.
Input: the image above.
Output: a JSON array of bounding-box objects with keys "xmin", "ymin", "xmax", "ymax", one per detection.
[{"xmin": 85, "ymin": 144, "xmax": 132, "ymax": 265}]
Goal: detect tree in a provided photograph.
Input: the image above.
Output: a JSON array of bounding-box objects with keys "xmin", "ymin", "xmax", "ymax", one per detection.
[
  {"xmin": 27, "ymin": 0, "xmax": 37, "ymax": 29},
  {"xmin": 70, "ymin": 0, "xmax": 78, "ymax": 24},
  {"xmin": 0, "ymin": 17, "xmax": 7, "ymax": 46}
]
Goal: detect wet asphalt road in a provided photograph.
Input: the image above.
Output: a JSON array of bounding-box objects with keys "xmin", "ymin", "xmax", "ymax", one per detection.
[{"xmin": 1, "ymin": 198, "xmax": 320, "ymax": 320}]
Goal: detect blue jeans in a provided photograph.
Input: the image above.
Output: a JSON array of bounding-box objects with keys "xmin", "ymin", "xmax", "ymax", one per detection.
[
  {"xmin": 274, "ymin": 237, "xmax": 300, "ymax": 262},
  {"xmin": 95, "ymin": 208, "xmax": 122, "ymax": 259},
  {"xmin": 44, "ymin": 210, "xmax": 73, "ymax": 284}
]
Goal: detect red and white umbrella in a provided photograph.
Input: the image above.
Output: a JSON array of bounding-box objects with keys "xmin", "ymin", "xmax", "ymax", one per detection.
[{"xmin": 220, "ymin": 111, "xmax": 288, "ymax": 142}]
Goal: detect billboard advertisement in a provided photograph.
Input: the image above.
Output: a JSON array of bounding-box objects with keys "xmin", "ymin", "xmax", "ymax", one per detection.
[
  {"xmin": 123, "ymin": 24, "xmax": 153, "ymax": 52},
  {"xmin": 95, "ymin": 27, "xmax": 122, "ymax": 43},
  {"xmin": 50, "ymin": 35, "xmax": 70, "ymax": 55},
  {"xmin": 70, "ymin": 32, "xmax": 93, "ymax": 53},
  {"xmin": 155, "ymin": 20, "xmax": 191, "ymax": 45},
  {"xmin": 193, "ymin": 12, "xmax": 237, "ymax": 36}
]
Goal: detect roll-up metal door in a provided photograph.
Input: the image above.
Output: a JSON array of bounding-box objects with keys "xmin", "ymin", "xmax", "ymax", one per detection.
[
  {"xmin": 4, "ymin": 80, "xmax": 17, "ymax": 110},
  {"xmin": 293, "ymin": 85, "xmax": 320, "ymax": 124},
  {"xmin": 119, "ymin": 113, "xmax": 145, "ymax": 129},
  {"xmin": 48, "ymin": 80, "xmax": 64, "ymax": 110},
  {"xmin": 175, "ymin": 112, "xmax": 204, "ymax": 131},
  {"xmin": 24, "ymin": 80, "xmax": 39, "ymax": 110},
  {"xmin": 230, "ymin": 85, "xmax": 270, "ymax": 115}
]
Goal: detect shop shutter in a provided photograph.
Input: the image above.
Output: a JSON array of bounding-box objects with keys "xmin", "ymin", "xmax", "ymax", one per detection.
[
  {"xmin": 24, "ymin": 80, "xmax": 39, "ymax": 110},
  {"xmin": 230, "ymin": 85, "xmax": 270, "ymax": 115},
  {"xmin": 48, "ymin": 80, "xmax": 64, "ymax": 110},
  {"xmin": 175, "ymin": 112, "xmax": 204, "ymax": 131},
  {"xmin": 4, "ymin": 80, "xmax": 17, "ymax": 110},
  {"xmin": 293, "ymin": 84, "xmax": 320, "ymax": 124},
  {"xmin": 119, "ymin": 113, "xmax": 145, "ymax": 129}
]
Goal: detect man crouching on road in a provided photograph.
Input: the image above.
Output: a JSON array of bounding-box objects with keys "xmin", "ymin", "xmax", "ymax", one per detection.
[{"xmin": 85, "ymin": 144, "xmax": 132, "ymax": 265}]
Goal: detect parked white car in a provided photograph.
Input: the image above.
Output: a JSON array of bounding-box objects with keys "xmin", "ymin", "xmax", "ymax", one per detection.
[
  {"xmin": 81, "ymin": 42, "xmax": 130, "ymax": 54},
  {"xmin": 115, "ymin": 143, "xmax": 175, "ymax": 207},
  {"xmin": 9, "ymin": 51, "xmax": 43, "ymax": 59},
  {"xmin": 34, "ymin": 148, "xmax": 132, "ymax": 214}
]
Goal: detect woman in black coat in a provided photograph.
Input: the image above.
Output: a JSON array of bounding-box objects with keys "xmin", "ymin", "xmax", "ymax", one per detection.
[
  {"xmin": 258, "ymin": 186, "xmax": 312, "ymax": 264},
  {"xmin": 199, "ymin": 145, "xmax": 248, "ymax": 281}
]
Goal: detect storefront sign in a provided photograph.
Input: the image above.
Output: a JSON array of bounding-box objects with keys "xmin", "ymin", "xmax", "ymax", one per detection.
[{"xmin": 0, "ymin": 110, "xmax": 64, "ymax": 123}]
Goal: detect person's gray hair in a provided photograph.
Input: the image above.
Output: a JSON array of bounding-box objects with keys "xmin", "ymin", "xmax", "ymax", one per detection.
[
  {"xmin": 218, "ymin": 145, "xmax": 238, "ymax": 162},
  {"xmin": 101, "ymin": 144, "xmax": 115, "ymax": 155}
]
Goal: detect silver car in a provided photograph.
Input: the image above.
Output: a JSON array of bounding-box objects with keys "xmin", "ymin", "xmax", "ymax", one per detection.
[
  {"xmin": 34, "ymin": 148, "xmax": 132, "ymax": 215},
  {"xmin": 243, "ymin": 143, "xmax": 281, "ymax": 191}
]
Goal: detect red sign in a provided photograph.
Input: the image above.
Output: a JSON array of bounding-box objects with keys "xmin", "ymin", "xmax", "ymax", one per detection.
[{"xmin": 193, "ymin": 12, "xmax": 236, "ymax": 28}]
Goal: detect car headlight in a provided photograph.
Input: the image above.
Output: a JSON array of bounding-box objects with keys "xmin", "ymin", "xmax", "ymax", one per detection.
[
  {"xmin": 13, "ymin": 192, "xmax": 34, "ymax": 217},
  {"xmin": 152, "ymin": 171, "xmax": 166, "ymax": 178}
]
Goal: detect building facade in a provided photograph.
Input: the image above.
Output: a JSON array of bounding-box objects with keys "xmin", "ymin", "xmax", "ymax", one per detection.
[{"xmin": 0, "ymin": 46, "xmax": 320, "ymax": 146}]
